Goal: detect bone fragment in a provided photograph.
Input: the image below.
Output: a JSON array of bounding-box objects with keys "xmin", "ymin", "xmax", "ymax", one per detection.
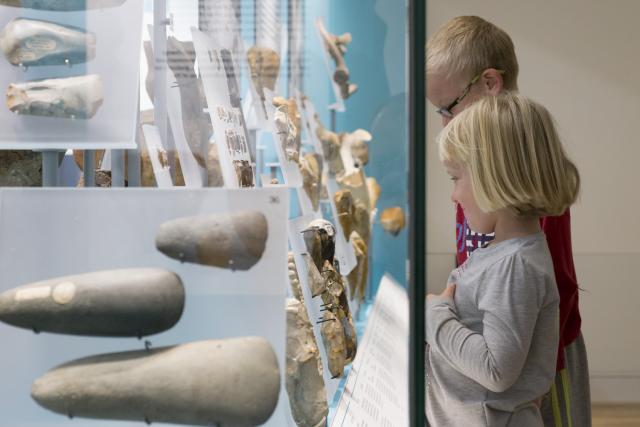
[{"xmin": 316, "ymin": 20, "xmax": 357, "ymax": 99}]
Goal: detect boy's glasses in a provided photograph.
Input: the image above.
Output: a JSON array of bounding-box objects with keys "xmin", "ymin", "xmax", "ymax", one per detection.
[{"xmin": 436, "ymin": 69, "xmax": 505, "ymax": 118}]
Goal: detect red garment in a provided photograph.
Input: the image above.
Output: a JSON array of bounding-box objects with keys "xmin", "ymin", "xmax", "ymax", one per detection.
[{"xmin": 455, "ymin": 204, "xmax": 581, "ymax": 371}]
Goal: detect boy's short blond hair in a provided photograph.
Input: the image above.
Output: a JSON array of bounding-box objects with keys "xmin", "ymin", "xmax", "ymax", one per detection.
[
  {"xmin": 427, "ymin": 16, "xmax": 519, "ymax": 90},
  {"xmin": 438, "ymin": 93, "xmax": 580, "ymax": 217}
]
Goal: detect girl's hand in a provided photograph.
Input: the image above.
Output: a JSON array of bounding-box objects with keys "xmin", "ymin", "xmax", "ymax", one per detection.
[{"xmin": 426, "ymin": 283, "xmax": 456, "ymax": 302}]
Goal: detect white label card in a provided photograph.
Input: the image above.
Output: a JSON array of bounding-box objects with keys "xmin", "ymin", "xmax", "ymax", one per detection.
[
  {"xmin": 192, "ymin": 28, "xmax": 255, "ymax": 188},
  {"xmin": 331, "ymin": 275, "xmax": 409, "ymax": 427}
]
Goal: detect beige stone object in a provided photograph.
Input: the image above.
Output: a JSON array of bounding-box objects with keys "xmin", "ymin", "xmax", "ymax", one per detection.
[
  {"xmin": 155, "ymin": 210, "xmax": 268, "ymax": 270},
  {"xmin": 302, "ymin": 253, "xmax": 326, "ymax": 299},
  {"xmin": 314, "ymin": 115, "xmax": 344, "ymax": 175},
  {"xmin": 72, "ymin": 149, "xmax": 104, "ymax": 172},
  {"xmin": 320, "ymin": 174, "xmax": 329, "ymax": 200},
  {"xmin": 299, "ymin": 153, "xmax": 323, "ymax": 211},
  {"xmin": 76, "ymin": 169, "xmax": 112, "ymax": 187},
  {"xmin": 286, "ymin": 298, "xmax": 329, "ymax": 427},
  {"xmin": 334, "ymin": 189, "xmax": 355, "ymax": 240},
  {"xmin": 0, "ymin": 0, "xmax": 127, "ymax": 10},
  {"xmin": 319, "ymin": 260, "xmax": 357, "ymax": 375},
  {"xmin": 273, "ymin": 97, "xmax": 301, "ymax": 163},
  {"xmin": 0, "ymin": 268, "xmax": 184, "ymax": 337},
  {"xmin": 302, "ymin": 220, "xmax": 357, "ymax": 378},
  {"xmin": 337, "ymin": 170, "xmax": 370, "ymax": 209},
  {"xmin": 380, "ymin": 206, "xmax": 406, "ymax": 236},
  {"xmin": 366, "ymin": 177, "xmax": 381, "ymax": 211},
  {"xmin": 7, "ymin": 74, "xmax": 103, "ymax": 119},
  {"xmin": 31, "ymin": 337, "xmax": 280, "ymax": 426},
  {"xmin": 285, "ymin": 259, "xmax": 329, "ymax": 427},
  {"xmin": 273, "ymin": 96, "xmax": 302, "ymax": 146},
  {"xmin": 247, "ymin": 46, "xmax": 280, "ymax": 106},
  {"xmin": 0, "ymin": 18, "xmax": 96, "ymax": 67},
  {"xmin": 347, "ymin": 231, "xmax": 368, "ymax": 302},
  {"xmin": 337, "ymin": 170, "xmax": 371, "ymax": 244},
  {"xmin": 344, "ymin": 129, "xmax": 372, "ymax": 168},
  {"xmin": 316, "ymin": 20, "xmax": 357, "ymax": 99}
]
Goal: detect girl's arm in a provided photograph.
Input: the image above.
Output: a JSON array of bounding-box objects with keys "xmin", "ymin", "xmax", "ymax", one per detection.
[{"xmin": 426, "ymin": 255, "xmax": 558, "ymax": 393}]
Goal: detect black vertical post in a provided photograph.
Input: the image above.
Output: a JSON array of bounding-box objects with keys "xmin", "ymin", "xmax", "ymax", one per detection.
[{"xmin": 408, "ymin": 0, "xmax": 426, "ymax": 426}]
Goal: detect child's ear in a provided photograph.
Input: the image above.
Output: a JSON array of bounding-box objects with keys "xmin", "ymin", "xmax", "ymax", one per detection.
[{"xmin": 481, "ymin": 68, "xmax": 504, "ymax": 96}]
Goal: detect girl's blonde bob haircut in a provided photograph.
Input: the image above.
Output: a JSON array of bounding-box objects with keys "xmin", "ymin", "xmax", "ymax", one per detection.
[{"xmin": 438, "ymin": 93, "xmax": 580, "ymax": 217}]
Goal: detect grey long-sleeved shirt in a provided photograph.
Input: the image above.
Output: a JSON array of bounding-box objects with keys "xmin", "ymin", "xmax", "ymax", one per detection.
[{"xmin": 426, "ymin": 232, "xmax": 559, "ymax": 427}]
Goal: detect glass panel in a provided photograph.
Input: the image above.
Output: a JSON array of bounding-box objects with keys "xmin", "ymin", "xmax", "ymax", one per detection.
[{"xmin": 0, "ymin": 0, "xmax": 414, "ymax": 425}]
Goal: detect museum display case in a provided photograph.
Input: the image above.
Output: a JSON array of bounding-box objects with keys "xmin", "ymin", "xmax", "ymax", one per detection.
[{"xmin": 0, "ymin": 0, "xmax": 425, "ymax": 425}]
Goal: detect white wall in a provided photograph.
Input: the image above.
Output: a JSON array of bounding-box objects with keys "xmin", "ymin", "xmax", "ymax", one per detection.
[{"xmin": 426, "ymin": 0, "xmax": 640, "ymax": 403}]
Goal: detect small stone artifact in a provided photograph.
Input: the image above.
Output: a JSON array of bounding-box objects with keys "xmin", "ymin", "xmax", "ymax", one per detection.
[
  {"xmin": 0, "ymin": 0, "xmax": 127, "ymax": 10},
  {"xmin": 273, "ymin": 96, "xmax": 301, "ymax": 163},
  {"xmin": 302, "ymin": 219, "xmax": 357, "ymax": 378},
  {"xmin": 247, "ymin": 46, "xmax": 280, "ymax": 115},
  {"xmin": 0, "ymin": 18, "xmax": 96, "ymax": 67},
  {"xmin": 155, "ymin": 210, "xmax": 268, "ymax": 270},
  {"xmin": 347, "ymin": 231, "xmax": 368, "ymax": 301},
  {"xmin": 31, "ymin": 337, "xmax": 280, "ymax": 426},
  {"xmin": 366, "ymin": 176, "xmax": 381, "ymax": 211},
  {"xmin": 0, "ymin": 268, "xmax": 184, "ymax": 337},
  {"xmin": 337, "ymin": 170, "xmax": 371, "ymax": 244},
  {"xmin": 314, "ymin": 114, "xmax": 344, "ymax": 176},
  {"xmin": 380, "ymin": 206, "xmax": 406, "ymax": 236},
  {"xmin": 334, "ymin": 189, "xmax": 355, "ymax": 240},
  {"xmin": 7, "ymin": 74, "xmax": 103, "ymax": 119},
  {"xmin": 299, "ymin": 153, "xmax": 323, "ymax": 212},
  {"xmin": 286, "ymin": 253, "xmax": 328, "ymax": 427},
  {"xmin": 316, "ymin": 20, "xmax": 357, "ymax": 100}
]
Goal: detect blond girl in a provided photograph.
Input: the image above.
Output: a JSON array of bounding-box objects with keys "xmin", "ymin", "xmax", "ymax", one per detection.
[{"xmin": 426, "ymin": 93, "xmax": 580, "ymax": 427}]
